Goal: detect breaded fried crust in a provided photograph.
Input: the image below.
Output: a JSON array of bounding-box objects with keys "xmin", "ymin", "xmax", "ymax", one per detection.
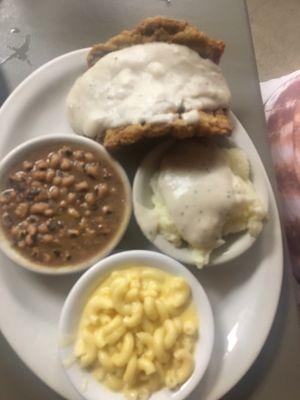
[
  {"xmin": 102, "ymin": 110, "xmax": 231, "ymax": 149},
  {"xmin": 87, "ymin": 17, "xmax": 225, "ymax": 67},
  {"xmin": 85, "ymin": 17, "xmax": 232, "ymax": 150}
]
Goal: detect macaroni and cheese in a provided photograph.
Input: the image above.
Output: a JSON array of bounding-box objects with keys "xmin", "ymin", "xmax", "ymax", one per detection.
[{"xmin": 74, "ymin": 267, "xmax": 199, "ymax": 399}]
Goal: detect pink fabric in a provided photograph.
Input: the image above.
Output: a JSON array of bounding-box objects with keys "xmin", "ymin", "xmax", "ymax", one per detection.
[{"xmin": 263, "ymin": 73, "xmax": 300, "ymax": 283}]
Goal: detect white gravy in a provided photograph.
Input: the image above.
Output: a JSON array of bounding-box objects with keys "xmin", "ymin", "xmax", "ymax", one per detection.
[
  {"xmin": 157, "ymin": 141, "xmax": 235, "ymax": 248},
  {"xmin": 67, "ymin": 43, "xmax": 231, "ymax": 138}
]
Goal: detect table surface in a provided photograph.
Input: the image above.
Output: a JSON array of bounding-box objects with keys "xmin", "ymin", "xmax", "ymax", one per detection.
[
  {"xmin": 247, "ymin": 0, "xmax": 300, "ymax": 81},
  {"xmin": 0, "ymin": 0, "xmax": 300, "ymax": 399}
]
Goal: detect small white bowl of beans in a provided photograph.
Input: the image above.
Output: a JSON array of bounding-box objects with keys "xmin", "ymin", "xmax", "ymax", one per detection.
[{"xmin": 0, "ymin": 134, "xmax": 132, "ymax": 274}]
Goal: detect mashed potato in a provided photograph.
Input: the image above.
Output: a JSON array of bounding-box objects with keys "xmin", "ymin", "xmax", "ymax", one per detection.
[{"xmin": 149, "ymin": 142, "xmax": 267, "ymax": 268}]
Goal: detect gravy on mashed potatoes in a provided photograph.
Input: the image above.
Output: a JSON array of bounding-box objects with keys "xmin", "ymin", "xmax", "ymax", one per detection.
[{"xmin": 139, "ymin": 140, "xmax": 267, "ymax": 267}]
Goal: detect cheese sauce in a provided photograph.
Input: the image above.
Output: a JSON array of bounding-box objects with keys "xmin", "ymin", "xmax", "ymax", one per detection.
[
  {"xmin": 67, "ymin": 43, "xmax": 231, "ymax": 138},
  {"xmin": 157, "ymin": 141, "xmax": 235, "ymax": 248}
]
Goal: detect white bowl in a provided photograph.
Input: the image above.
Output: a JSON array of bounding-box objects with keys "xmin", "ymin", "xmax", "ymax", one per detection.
[
  {"xmin": 58, "ymin": 250, "xmax": 214, "ymax": 400},
  {"xmin": 0, "ymin": 134, "xmax": 132, "ymax": 275},
  {"xmin": 133, "ymin": 140, "xmax": 269, "ymax": 266}
]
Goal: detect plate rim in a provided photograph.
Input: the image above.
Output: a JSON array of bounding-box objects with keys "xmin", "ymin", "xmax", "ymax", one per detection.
[{"xmin": 0, "ymin": 48, "xmax": 283, "ymax": 400}]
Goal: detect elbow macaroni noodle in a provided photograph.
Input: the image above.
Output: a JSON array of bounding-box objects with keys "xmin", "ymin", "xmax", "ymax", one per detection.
[{"xmin": 74, "ymin": 267, "xmax": 198, "ymax": 399}]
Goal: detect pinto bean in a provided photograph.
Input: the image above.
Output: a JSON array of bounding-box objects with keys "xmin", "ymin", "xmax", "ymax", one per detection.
[
  {"xmin": 80, "ymin": 202, "xmax": 88, "ymax": 210},
  {"xmin": 84, "ymin": 152, "xmax": 95, "ymax": 162},
  {"xmin": 40, "ymin": 234, "xmax": 54, "ymax": 244},
  {"xmin": 32, "ymin": 170, "xmax": 47, "ymax": 182},
  {"xmin": 49, "ymin": 186, "xmax": 60, "ymax": 199},
  {"xmin": 44, "ymin": 208, "xmax": 54, "ymax": 217},
  {"xmin": 74, "ymin": 150, "xmax": 84, "ymax": 160},
  {"xmin": 15, "ymin": 202, "xmax": 29, "ymax": 218},
  {"xmin": 25, "ymin": 235, "xmax": 34, "ymax": 246},
  {"xmin": 75, "ymin": 181, "xmax": 89, "ymax": 192},
  {"xmin": 23, "ymin": 161, "xmax": 33, "ymax": 171},
  {"xmin": 86, "ymin": 228, "xmax": 96, "ymax": 236},
  {"xmin": 31, "ymin": 181, "xmax": 43, "ymax": 189},
  {"xmin": 38, "ymin": 223, "xmax": 49, "ymax": 234},
  {"xmin": 95, "ymin": 183, "xmax": 108, "ymax": 198},
  {"xmin": 67, "ymin": 229, "xmax": 80, "ymax": 237},
  {"xmin": 27, "ymin": 224, "xmax": 37, "ymax": 236},
  {"xmin": 27, "ymin": 215, "xmax": 39, "ymax": 223},
  {"xmin": 85, "ymin": 163, "xmax": 99, "ymax": 178},
  {"xmin": 85, "ymin": 192, "xmax": 96, "ymax": 205},
  {"xmin": 36, "ymin": 160, "xmax": 48, "ymax": 170},
  {"xmin": 60, "ymin": 158, "xmax": 72, "ymax": 171},
  {"xmin": 35, "ymin": 189, "xmax": 48, "ymax": 202},
  {"xmin": 67, "ymin": 193, "xmax": 76, "ymax": 203},
  {"xmin": 10, "ymin": 171, "xmax": 27, "ymax": 182},
  {"xmin": 79, "ymin": 217, "xmax": 87, "ymax": 228},
  {"xmin": 60, "ymin": 188, "xmax": 68, "ymax": 197},
  {"xmin": 67, "ymin": 207, "xmax": 80, "ymax": 218},
  {"xmin": 53, "ymin": 176, "xmax": 62, "ymax": 186},
  {"xmin": 46, "ymin": 169, "xmax": 55, "ymax": 183},
  {"xmin": 49, "ymin": 153, "xmax": 61, "ymax": 168},
  {"xmin": 61, "ymin": 175, "xmax": 75, "ymax": 187},
  {"xmin": 59, "ymin": 200, "xmax": 67, "ymax": 209},
  {"xmin": 101, "ymin": 205, "xmax": 113, "ymax": 215},
  {"xmin": 0, "ymin": 189, "xmax": 16, "ymax": 204},
  {"xmin": 30, "ymin": 202, "xmax": 49, "ymax": 214},
  {"xmin": 74, "ymin": 161, "xmax": 85, "ymax": 172}
]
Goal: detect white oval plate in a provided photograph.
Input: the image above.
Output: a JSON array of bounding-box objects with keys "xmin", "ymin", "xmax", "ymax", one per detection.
[{"xmin": 0, "ymin": 49, "xmax": 283, "ymax": 400}]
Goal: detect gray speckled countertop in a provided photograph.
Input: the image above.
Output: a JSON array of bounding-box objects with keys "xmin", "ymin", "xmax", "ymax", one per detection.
[
  {"xmin": 0, "ymin": 0, "xmax": 300, "ymax": 399},
  {"xmin": 247, "ymin": 0, "xmax": 300, "ymax": 81}
]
